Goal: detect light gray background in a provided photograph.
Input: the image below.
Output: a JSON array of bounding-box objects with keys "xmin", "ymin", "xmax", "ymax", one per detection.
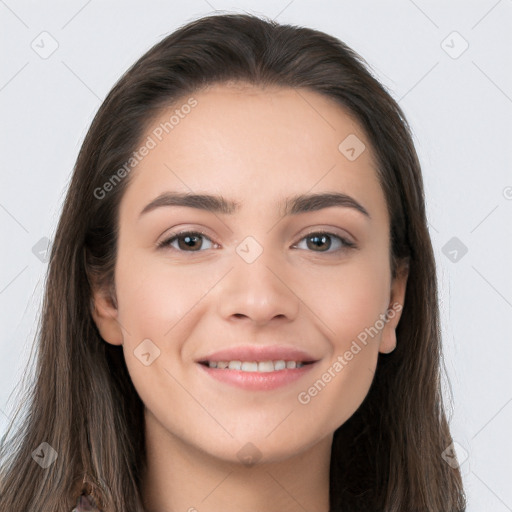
[{"xmin": 1, "ymin": 1, "xmax": 511, "ymax": 510}]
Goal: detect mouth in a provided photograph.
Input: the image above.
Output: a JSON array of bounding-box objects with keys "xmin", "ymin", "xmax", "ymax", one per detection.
[
  {"xmin": 194, "ymin": 345, "xmax": 320, "ymax": 390},
  {"xmin": 195, "ymin": 345, "xmax": 318, "ymax": 367},
  {"xmin": 196, "ymin": 359, "xmax": 318, "ymax": 391},
  {"xmin": 198, "ymin": 360, "xmax": 316, "ymax": 372}
]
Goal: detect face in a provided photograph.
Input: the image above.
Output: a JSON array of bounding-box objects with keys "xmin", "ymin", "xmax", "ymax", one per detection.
[{"xmin": 92, "ymin": 83, "xmax": 407, "ymax": 464}]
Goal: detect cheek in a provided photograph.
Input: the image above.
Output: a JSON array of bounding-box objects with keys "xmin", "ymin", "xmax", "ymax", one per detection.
[
  {"xmin": 112, "ymin": 254, "xmax": 209, "ymax": 425},
  {"xmin": 297, "ymin": 345, "xmax": 378, "ymax": 437},
  {"xmin": 112, "ymin": 250, "xmax": 221, "ymax": 397},
  {"xmin": 308, "ymin": 255, "xmax": 391, "ymax": 347},
  {"xmin": 113, "ymin": 249, "xmax": 216, "ymax": 342},
  {"xmin": 295, "ymin": 253, "xmax": 390, "ymax": 419},
  {"xmin": 296, "ymin": 265, "xmax": 387, "ymax": 432}
]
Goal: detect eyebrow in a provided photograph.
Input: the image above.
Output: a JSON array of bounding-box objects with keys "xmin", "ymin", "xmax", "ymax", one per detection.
[{"xmin": 139, "ymin": 191, "xmax": 371, "ymax": 219}]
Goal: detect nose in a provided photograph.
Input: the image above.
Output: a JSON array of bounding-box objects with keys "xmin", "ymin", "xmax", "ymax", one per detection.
[{"xmin": 216, "ymin": 247, "xmax": 300, "ymax": 327}]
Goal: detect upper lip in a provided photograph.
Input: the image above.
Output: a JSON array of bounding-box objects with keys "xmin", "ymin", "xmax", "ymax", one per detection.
[{"xmin": 196, "ymin": 345, "xmax": 319, "ymax": 363}]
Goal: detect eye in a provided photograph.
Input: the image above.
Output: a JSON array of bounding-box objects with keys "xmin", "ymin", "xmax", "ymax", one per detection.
[
  {"xmin": 158, "ymin": 230, "xmax": 356, "ymax": 254},
  {"xmin": 293, "ymin": 231, "xmax": 356, "ymax": 253},
  {"xmin": 158, "ymin": 231, "xmax": 216, "ymax": 252}
]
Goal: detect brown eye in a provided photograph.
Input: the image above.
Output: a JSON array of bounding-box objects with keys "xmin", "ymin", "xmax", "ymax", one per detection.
[
  {"xmin": 306, "ymin": 234, "xmax": 332, "ymax": 251},
  {"xmin": 159, "ymin": 231, "xmax": 214, "ymax": 252},
  {"xmin": 294, "ymin": 232, "xmax": 355, "ymax": 253}
]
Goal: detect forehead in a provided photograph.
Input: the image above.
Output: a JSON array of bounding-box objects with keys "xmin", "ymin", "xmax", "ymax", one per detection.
[{"xmin": 119, "ymin": 83, "xmax": 387, "ymax": 223}]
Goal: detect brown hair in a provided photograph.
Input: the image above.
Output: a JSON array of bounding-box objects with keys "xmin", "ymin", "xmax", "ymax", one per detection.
[{"xmin": 0, "ymin": 13, "xmax": 466, "ymax": 512}]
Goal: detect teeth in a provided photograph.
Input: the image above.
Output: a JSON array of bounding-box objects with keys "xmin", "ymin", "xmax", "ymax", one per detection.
[
  {"xmin": 206, "ymin": 360, "xmax": 306, "ymax": 371},
  {"xmin": 255, "ymin": 361, "xmax": 274, "ymax": 372},
  {"xmin": 242, "ymin": 361, "xmax": 260, "ymax": 372},
  {"xmin": 274, "ymin": 360, "xmax": 286, "ymax": 371}
]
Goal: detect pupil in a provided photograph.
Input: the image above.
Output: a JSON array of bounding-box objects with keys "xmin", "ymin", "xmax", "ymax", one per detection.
[
  {"xmin": 309, "ymin": 234, "xmax": 330, "ymax": 251},
  {"xmin": 181, "ymin": 235, "xmax": 201, "ymax": 250}
]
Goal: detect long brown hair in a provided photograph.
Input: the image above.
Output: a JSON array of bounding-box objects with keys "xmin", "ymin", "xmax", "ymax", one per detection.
[{"xmin": 0, "ymin": 13, "xmax": 466, "ymax": 511}]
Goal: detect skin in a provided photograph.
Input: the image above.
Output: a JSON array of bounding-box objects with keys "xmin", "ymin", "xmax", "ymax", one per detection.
[{"xmin": 92, "ymin": 83, "xmax": 408, "ymax": 512}]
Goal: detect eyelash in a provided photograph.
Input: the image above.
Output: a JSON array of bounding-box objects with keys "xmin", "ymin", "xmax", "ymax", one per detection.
[{"xmin": 157, "ymin": 230, "xmax": 357, "ymax": 254}]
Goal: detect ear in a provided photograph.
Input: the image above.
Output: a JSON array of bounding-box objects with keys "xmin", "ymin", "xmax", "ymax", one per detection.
[
  {"xmin": 379, "ymin": 260, "xmax": 409, "ymax": 354},
  {"xmin": 90, "ymin": 286, "xmax": 124, "ymax": 346}
]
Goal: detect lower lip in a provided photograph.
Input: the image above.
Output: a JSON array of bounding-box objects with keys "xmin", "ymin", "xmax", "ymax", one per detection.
[{"xmin": 196, "ymin": 362, "xmax": 317, "ymax": 391}]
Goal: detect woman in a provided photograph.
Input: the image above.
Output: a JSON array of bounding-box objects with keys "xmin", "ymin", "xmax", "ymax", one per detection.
[{"xmin": 0, "ymin": 13, "xmax": 466, "ymax": 512}]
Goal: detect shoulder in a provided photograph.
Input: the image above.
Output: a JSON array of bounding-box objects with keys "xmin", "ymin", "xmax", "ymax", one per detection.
[{"xmin": 71, "ymin": 493, "xmax": 102, "ymax": 511}]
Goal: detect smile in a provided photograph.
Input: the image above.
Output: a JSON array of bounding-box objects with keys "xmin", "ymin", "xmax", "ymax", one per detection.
[
  {"xmin": 197, "ymin": 360, "xmax": 317, "ymax": 391},
  {"xmin": 199, "ymin": 360, "xmax": 313, "ymax": 372}
]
